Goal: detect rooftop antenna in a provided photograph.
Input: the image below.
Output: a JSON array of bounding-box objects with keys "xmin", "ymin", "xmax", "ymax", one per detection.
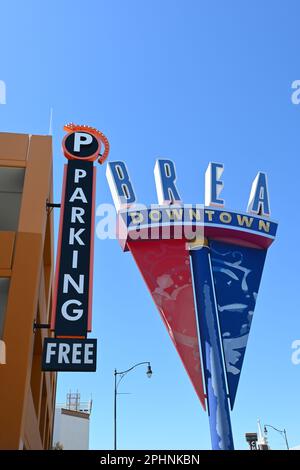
[
  {"xmin": 257, "ymin": 419, "xmax": 264, "ymax": 442},
  {"xmin": 48, "ymin": 107, "xmax": 53, "ymax": 135},
  {"xmin": 257, "ymin": 418, "xmax": 269, "ymax": 449}
]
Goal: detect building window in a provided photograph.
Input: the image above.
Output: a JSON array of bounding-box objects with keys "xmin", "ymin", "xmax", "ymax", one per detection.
[
  {"xmin": 0, "ymin": 167, "xmax": 25, "ymax": 230},
  {"xmin": 0, "ymin": 278, "xmax": 10, "ymax": 337}
]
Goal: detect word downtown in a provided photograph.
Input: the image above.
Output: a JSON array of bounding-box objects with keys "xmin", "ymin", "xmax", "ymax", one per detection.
[{"xmin": 123, "ymin": 205, "xmax": 272, "ymax": 233}]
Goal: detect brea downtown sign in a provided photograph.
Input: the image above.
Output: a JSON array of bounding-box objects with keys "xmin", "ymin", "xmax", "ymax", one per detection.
[
  {"xmin": 106, "ymin": 158, "xmax": 277, "ymax": 450},
  {"xmin": 106, "ymin": 159, "xmax": 275, "ymax": 245},
  {"xmin": 43, "ymin": 124, "xmax": 277, "ymax": 451}
]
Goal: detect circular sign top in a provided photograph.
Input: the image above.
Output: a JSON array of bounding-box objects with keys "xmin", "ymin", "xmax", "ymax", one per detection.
[
  {"xmin": 63, "ymin": 131, "xmax": 100, "ymax": 162},
  {"xmin": 62, "ymin": 124, "xmax": 110, "ymax": 163}
]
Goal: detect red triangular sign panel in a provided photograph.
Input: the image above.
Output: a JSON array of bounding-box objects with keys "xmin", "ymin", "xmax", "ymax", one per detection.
[{"xmin": 127, "ymin": 239, "xmax": 206, "ymax": 409}]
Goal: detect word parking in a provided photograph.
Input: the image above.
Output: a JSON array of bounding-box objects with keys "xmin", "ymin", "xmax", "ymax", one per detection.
[{"xmin": 52, "ymin": 159, "xmax": 94, "ymax": 338}]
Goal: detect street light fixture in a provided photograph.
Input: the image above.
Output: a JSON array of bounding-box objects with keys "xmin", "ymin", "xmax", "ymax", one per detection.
[
  {"xmin": 114, "ymin": 361, "xmax": 152, "ymax": 450},
  {"xmin": 146, "ymin": 364, "xmax": 152, "ymax": 378},
  {"xmin": 264, "ymin": 424, "xmax": 289, "ymax": 450}
]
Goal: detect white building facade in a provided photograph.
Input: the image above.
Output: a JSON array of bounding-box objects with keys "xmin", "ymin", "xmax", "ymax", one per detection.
[{"xmin": 52, "ymin": 393, "xmax": 91, "ymax": 450}]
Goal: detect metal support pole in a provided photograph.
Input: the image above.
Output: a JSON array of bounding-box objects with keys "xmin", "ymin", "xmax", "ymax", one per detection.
[
  {"xmin": 190, "ymin": 241, "xmax": 234, "ymax": 450},
  {"xmin": 46, "ymin": 202, "xmax": 61, "ymax": 208},
  {"xmin": 284, "ymin": 429, "xmax": 289, "ymax": 450},
  {"xmin": 113, "ymin": 362, "xmax": 151, "ymax": 450},
  {"xmin": 114, "ymin": 369, "xmax": 117, "ymax": 450},
  {"xmin": 33, "ymin": 322, "xmax": 50, "ymax": 333}
]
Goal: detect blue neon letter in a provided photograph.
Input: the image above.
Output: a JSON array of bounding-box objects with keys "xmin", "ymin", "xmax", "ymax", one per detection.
[
  {"xmin": 106, "ymin": 161, "xmax": 136, "ymax": 211},
  {"xmin": 247, "ymin": 172, "xmax": 270, "ymax": 217},
  {"xmin": 205, "ymin": 162, "xmax": 225, "ymax": 207},
  {"xmin": 154, "ymin": 159, "xmax": 181, "ymax": 205}
]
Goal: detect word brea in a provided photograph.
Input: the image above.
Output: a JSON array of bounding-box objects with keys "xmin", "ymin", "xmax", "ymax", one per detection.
[{"xmin": 106, "ymin": 159, "xmax": 271, "ymax": 217}]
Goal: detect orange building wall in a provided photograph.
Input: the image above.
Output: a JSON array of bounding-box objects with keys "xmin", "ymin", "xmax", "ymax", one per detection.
[{"xmin": 0, "ymin": 132, "xmax": 56, "ymax": 449}]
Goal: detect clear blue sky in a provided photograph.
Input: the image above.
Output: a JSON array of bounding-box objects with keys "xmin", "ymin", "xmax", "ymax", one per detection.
[{"xmin": 0, "ymin": 0, "xmax": 299, "ymax": 450}]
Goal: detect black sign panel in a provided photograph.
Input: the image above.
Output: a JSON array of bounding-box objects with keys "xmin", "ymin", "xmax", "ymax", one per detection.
[
  {"xmin": 64, "ymin": 132, "xmax": 99, "ymax": 159},
  {"xmin": 42, "ymin": 338, "xmax": 97, "ymax": 372},
  {"xmin": 53, "ymin": 159, "xmax": 94, "ymax": 337}
]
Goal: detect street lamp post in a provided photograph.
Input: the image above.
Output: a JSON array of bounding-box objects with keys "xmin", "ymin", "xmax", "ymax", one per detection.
[
  {"xmin": 114, "ymin": 361, "xmax": 152, "ymax": 450},
  {"xmin": 264, "ymin": 424, "xmax": 289, "ymax": 450}
]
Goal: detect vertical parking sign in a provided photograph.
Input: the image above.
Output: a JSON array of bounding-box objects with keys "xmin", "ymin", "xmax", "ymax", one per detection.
[
  {"xmin": 53, "ymin": 158, "xmax": 95, "ymax": 338},
  {"xmin": 42, "ymin": 124, "xmax": 109, "ymax": 372}
]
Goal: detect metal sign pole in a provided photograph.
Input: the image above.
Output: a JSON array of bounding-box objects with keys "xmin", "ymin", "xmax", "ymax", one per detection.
[{"xmin": 190, "ymin": 240, "xmax": 234, "ymax": 450}]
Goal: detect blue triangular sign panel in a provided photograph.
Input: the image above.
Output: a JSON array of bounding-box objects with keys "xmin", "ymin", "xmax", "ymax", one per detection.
[{"xmin": 209, "ymin": 240, "xmax": 267, "ymax": 409}]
